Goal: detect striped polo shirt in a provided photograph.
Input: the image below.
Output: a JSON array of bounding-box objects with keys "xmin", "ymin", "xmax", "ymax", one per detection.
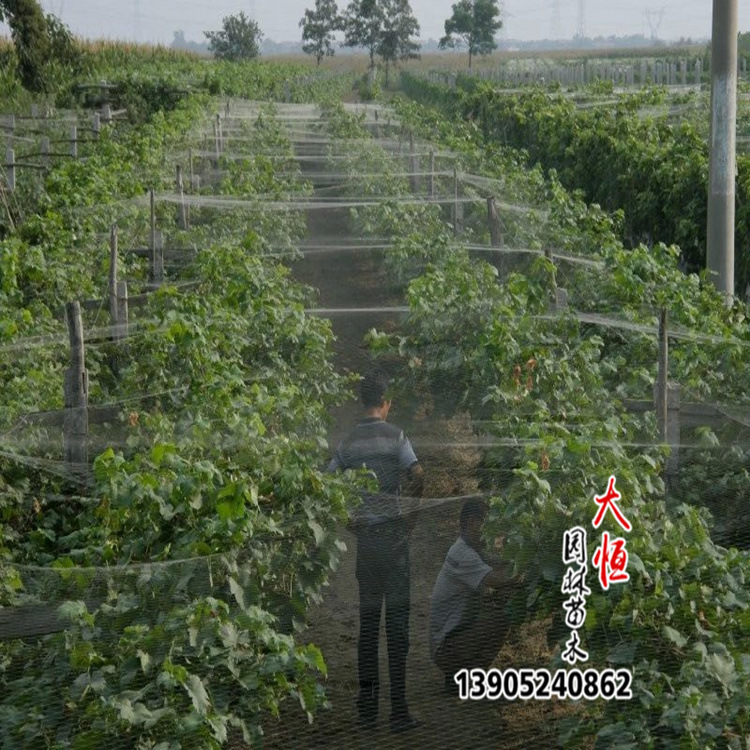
[{"xmin": 328, "ymin": 418, "xmax": 419, "ymax": 526}]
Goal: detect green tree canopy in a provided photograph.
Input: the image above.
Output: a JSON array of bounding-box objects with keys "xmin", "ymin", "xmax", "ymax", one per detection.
[
  {"xmin": 343, "ymin": 0, "xmax": 420, "ymax": 78},
  {"xmin": 376, "ymin": 0, "xmax": 420, "ymax": 84},
  {"xmin": 439, "ymin": 0, "xmax": 502, "ymax": 69},
  {"xmin": 0, "ymin": 0, "xmax": 80, "ymax": 92},
  {"xmin": 300, "ymin": 0, "xmax": 343, "ymax": 66},
  {"xmin": 342, "ymin": 0, "xmax": 382, "ymax": 70},
  {"xmin": 204, "ymin": 12, "xmax": 263, "ymax": 61}
]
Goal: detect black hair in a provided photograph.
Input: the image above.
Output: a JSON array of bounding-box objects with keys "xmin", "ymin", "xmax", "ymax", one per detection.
[
  {"xmin": 360, "ymin": 368, "xmax": 391, "ymax": 409},
  {"xmin": 460, "ymin": 499, "xmax": 488, "ymax": 533}
]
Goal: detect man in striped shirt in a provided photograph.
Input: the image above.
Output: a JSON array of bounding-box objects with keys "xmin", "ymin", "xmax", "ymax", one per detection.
[{"xmin": 328, "ymin": 369, "xmax": 424, "ymax": 733}]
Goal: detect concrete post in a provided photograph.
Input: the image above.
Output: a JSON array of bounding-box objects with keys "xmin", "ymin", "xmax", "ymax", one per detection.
[{"xmin": 706, "ymin": 0, "xmax": 738, "ymax": 300}]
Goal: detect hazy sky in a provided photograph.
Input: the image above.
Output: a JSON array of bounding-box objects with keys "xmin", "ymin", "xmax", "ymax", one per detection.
[{"xmin": 6, "ymin": 1, "xmax": 749, "ymax": 45}]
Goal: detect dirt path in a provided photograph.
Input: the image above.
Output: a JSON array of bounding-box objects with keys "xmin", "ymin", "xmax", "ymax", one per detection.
[{"xmin": 261, "ymin": 111, "xmax": 572, "ymax": 749}]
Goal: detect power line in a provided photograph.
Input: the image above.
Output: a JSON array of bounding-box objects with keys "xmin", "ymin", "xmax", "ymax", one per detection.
[
  {"xmin": 550, "ymin": 0, "xmax": 562, "ymax": 40},
  {"xmin": 576, "ymin": 0, "xmax": 586, "ymax": 39}
]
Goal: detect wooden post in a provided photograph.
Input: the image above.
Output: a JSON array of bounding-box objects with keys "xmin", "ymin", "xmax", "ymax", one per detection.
[
  {"xmin": 545, "ymin": 247, "xmax": 559, "ymax": 308},
  {"xmin": 284, "ymin": 81, "xmax": 291, "ymax": 103},
  {"xmin": 149, "ymin": 187, "xmax": 156, "ymax": 261},
  {"xmin": 114, "ymin": 280, "xmax": 129, "ymax": 342},
  {"xmin": 102, "ymin": 104, "xmax": 112, "ymax": 125},
  {"xmin": 225, "ymin": 99, "xmax": 230, "ymax": 118},
  {"xmin": 657, "ymin": 308, "xmax": 668, "ymax": 441},
  {"xmin": 189, "ymin": 148, "xmax": 194, "ymax": 191},
  {"xmin": 409, "ymin": 131, "xmax": 420, "ymax": 193},
  {"xmin": 213, "ymin": 120, "xmax": 220, "ymax": 169},
  {"xmin": 41, "ymin": 137, "xmax": 50, "ymax": 166},
  {"xmin": 373, "ymin": 108, "xmax": 380, "ymax": 139},
  {"xmin": 176, "ymin": 164, "xmax": 187, "ymax": 230},
  {"xmin": 31, "ymin": 103, "xmax": 38, "ymax": 119},
  {"xmin": 151, "ymin": 229, "xmax": 164, "ymax": 284},
  {"xmin": 70, "ymin": 125, "xmax": 77, "ymax": 159},
  {"xmin": 5, "ymin": 148, "xmax": 14, "ymax": 192},
  {"xmin": 216, "ymin": 113, "xmax": 222, "ymax": 155},
  {"xmin": 108, "ymin": 224, "xmax": 118, "ymax": 322},
  {"xmin": 63, "ymin": 301, "xmax": 88, "ymax": 470},
  {"xmin": 428, "ymin": 150, "xmax": 435, "ymax": 199},
  {"xmin": 92, "ymin": 112, "xmax": 101, "ymax": 140},
  {"xmin": 487, "ymin": 196, "xmax": 503, "ymax": 246},
  {"xmin": 452, "ymin": 165, "xmax": 462, "ymax": 235}
]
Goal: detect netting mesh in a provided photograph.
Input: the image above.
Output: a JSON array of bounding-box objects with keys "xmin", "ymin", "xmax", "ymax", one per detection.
[{"xmin": 2, "ymin": 96, "xmax": 750, "ymax": 749}]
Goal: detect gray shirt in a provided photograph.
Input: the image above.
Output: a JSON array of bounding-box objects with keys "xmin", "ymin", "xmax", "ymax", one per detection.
[
  {"xmin": 430, "ymin": 536, "xmax": 492, "ymax": 659},
  {"xmin": 328, "ymin": 418, "xmax": 418, "ymax": 526}
]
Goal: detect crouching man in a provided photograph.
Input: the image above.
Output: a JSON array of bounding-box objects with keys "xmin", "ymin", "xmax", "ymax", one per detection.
[{"xmin": 429, "ymin": 499, "xmax": 521, "ymax": 695}]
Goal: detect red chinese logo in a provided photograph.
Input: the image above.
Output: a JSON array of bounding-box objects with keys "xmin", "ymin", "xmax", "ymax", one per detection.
[
  {"xmin": 592, "ymin": 475, "xmax": 631, "ymax": 532},
  {"xmin": 592, "ymin": 531, "xmax": 630, "ymax": 591}
]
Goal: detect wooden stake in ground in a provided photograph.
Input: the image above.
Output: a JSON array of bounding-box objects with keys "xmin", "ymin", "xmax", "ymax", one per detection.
[
  {"xmin": 41, "ymin": 137, "xmax": 49, "ymax": 166},
  {"xmin": 115, "ymin": 280, "xmax": 129, "ymax": 342},
  {"xmin": 657, "ymin": 308, "xmax": 668, "ymax": 441},
  {"xmin": 70, "ymin": 125, "xmax": 77, "ymax": 159},
  {"xmin": 409, "ymin": 131, "xmax": 420, "ymax": 193},
  {"xmin": 176, "ymin": 164, "xmax": 188, "ymax": 230},
  {"xmin": 452, "ymin": 165, "xmax": 463, "ymax": 235},
  {"xmin": 428, "ymin": 151, "xmax": 436, "ymax": 200},
  {"xmin": 108, "ymin": 224, "xmax": 118, "ymax": 322},
  {"xmin": 151, "ymin": 229, "xmax": 164, "ymax": 284},
  {"xmin": 5, "ymin": 148, "xmax": 14, "ymax": 192},
  {"xmin": 487, "ymin": 196, "xmax": 503, "ymax": 247},
  {"xmin": 149, "ymin": 187, "xmax": 156, "ymax": 262},
  {"xmin": 63, "ymin": 301, "xmax": 88, "ymax": 470}
]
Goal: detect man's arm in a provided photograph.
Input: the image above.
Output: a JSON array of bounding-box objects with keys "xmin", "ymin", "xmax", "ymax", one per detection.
[{"xmin": 480, "ymin": 563, "xmax": 525, "ymax": 591}]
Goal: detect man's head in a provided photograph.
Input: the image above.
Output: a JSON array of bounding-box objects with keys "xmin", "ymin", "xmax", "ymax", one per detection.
[
  {"xmin": 361, "ymin": 368, "xmax": 392, "ymax": 419},
  {"xmin": 460, "ymin": 499, "xmax": 488, "ymax": 548}
]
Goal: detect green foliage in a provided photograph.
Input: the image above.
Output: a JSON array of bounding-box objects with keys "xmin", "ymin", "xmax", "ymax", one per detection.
[
  {"xmin": 345, "ymin": 93, "xmax": 750, "ymax": 748},
  {"xmin": 399, "ymin": 71, "xmax": 750, "ymax": 294},
  {"xmin": 376, "ymin": 0, "xmax": 420, "ymax": 86},
  {"xmin": 354, "ymin": 72, "xmax": 382, "ymax": 101},
  {"xmin": 0, "ymin": 0, "xmax": 50, "ymax": 92},
  {"xmin": 0, "ymin": 72, "xmax": 362, "ymax": 746},
  {"xmin": 343, "ymin": 0, "xmax": 382, "ymax": 69},
  {"xmin": 439, "ymin": 0, "xmax": 503, "ymax": 69},
  {"xmin": 204, "ymin": 12, "xmax": 263, "ymax": 61},
  {"xmin": 300, "ymin": 0, "xmax": 343, "ymax": 66},
  {"xmin": 343, "ymin": 0, "xmax": 420, "ymax": 78}
]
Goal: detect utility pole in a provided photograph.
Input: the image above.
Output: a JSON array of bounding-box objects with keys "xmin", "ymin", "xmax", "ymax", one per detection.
[{"xmin": 707, "ymin": 0, "xmax": 738, "ymax": 301}]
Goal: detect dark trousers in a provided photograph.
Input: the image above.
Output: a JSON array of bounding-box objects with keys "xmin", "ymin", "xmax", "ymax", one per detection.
[
  {"xmin": 435, "ymin": 593, "xmax": 510, "ymax": 680},
  {"xmin": 355, "ymin": 522, "xmax": 410, "ymax": 718}
]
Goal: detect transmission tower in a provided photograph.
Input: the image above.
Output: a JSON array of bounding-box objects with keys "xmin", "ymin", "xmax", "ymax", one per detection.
[
  {"xmin": 576, "ymin": 0, "xmax": 587, "ymax": 40},
  {"xmin": 550, "ymin": 0, "xmax": 562, "ymax": 40},
  {"xmin": 644, "ymin": 7, "xmax": 666, "ymax": 41}
]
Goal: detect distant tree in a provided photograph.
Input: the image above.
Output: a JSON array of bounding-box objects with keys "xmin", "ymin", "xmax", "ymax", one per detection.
[
  {"xmin": 439, "ymin": 0, "xmax": 502, "ymax": 69},
  {"xmin": 0, "ymin": 0, "xmax": 80, "ymax": 92},
  {"xmin": 0, "ymin": 0, "xmax": 50, "ymax": 91},
  {"xmin": 300, "ymin": 0, "xmax": 342, "ymax": 66},
  {"xmin": 376, "ymin": 0, "xmax": 420, "ymax": 85},
  {"xmin": 204, "ymin": 12, "xmax": 263, "ymax": 61},
  {"xmin": 342, "ymin": 0, "xmax": 383, "ymax": 72}
]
